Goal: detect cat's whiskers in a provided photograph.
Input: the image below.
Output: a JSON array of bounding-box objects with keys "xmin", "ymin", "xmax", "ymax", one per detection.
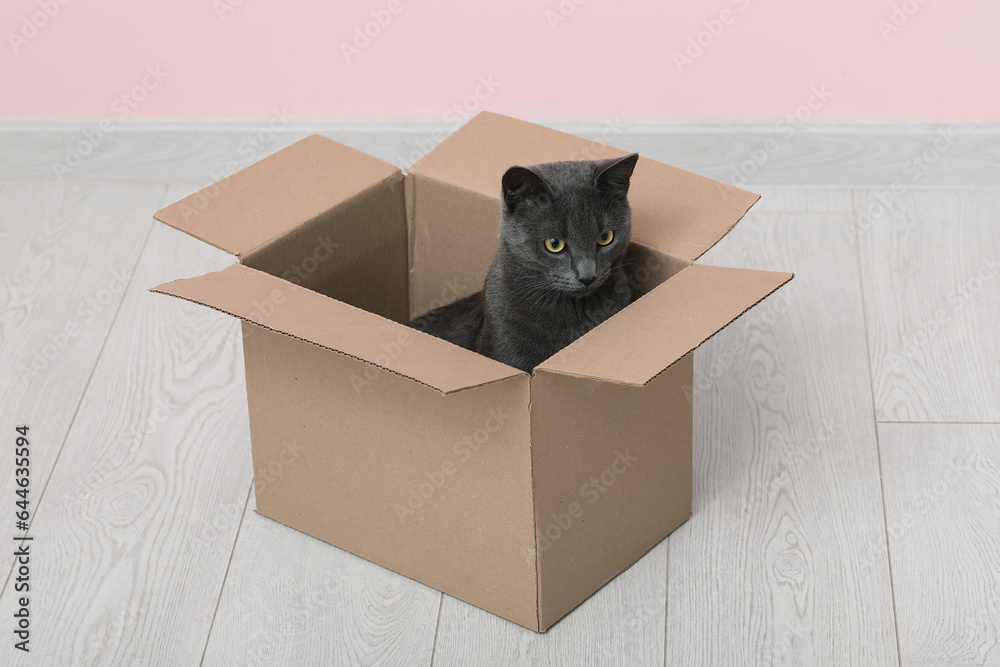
[
  {"xmin": 526, "ymin": 284, "xmax": 557, "ymax": 314},
  {"xmin": 511, "ymin": 276, "xmax": 552, "ymax": 299},
  {"xmin": 527, "ymin": 280, "xmax": 569, "ymax": 315}
]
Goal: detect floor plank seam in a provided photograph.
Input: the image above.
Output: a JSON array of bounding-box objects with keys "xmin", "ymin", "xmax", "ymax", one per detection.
[
  {"xmin": 876, "ymin": 420, "xmax": 1000, "ymax": 426},
  {"xmin": 850, "ymin": 188, "xmax": 904, "ymax": 667},
  {"xmin": 428, "ymin": 593, "xmax": 445, "ymax": 667},
  {"xmin": 0, "ymin": 209, "xmax": 157, "ymax": 598},
  {"xmin": 198, "ymin": 480, "xmax": 255, "ymax": 667},
  {"xmin": 662, "ymin": 539, "xmax": 670, "ymax": 667},
  {"xmin": 872, "ymin": 425, "xmax": 904, "ymax": 667}
]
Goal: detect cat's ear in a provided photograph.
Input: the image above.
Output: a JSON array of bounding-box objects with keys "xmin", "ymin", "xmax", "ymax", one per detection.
[
  {"xmin": 502, "ymin": 166, "xmax": 552, "ymax": 212},
  {"xmin": 594, "ymin": 153, "xmax": 639, "ymax": 197}
]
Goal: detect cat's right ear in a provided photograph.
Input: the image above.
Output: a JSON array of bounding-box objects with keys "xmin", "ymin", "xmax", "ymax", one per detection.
[
  {"xmin": 502, "ymin": 166, "xmax": 552, "ymax": 213},
  {"xmin": 594, "ymin": 153, "xmax": 640, "ymax": 198}
]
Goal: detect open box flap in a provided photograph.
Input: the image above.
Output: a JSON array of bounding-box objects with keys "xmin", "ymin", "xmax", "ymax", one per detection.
[
  {"xmin": 409, "ymin": 112, "xmax": 760, "ymax": 261},
  {"xmin": 535, "ymin": 264, "xmax": 794, "ymax": 386},
  {"xmin": 150, "ymin": 264, "xmax": 524, "ymax": 394},
  {"xmin": 154, "ymin": 134, "xmax": 402, "ymax": 258}
]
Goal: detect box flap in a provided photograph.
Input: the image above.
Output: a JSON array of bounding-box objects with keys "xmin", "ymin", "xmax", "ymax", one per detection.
[
  {"xmin": 150, "ymin": 264, "xmax": 523, "ymax": 394},
  {"xmin": 154, "ymin": 134, "xmax": 402, "ymax": 258},
  {"xmin": 535, "ymin": 264, "xmax": 793, "ymax": 386},
  {"xmin": 409, "ymin": 112, "xmax": 759, "ymax": 261}
]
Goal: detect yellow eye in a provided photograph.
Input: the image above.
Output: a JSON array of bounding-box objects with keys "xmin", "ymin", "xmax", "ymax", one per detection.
[
  {"xmin": 544, "ymin": 238, "xmax": 566, "ymax": 253},
  {"xmin": 597, "ymin": 230, "xmax": 614, "ymax": 246}
]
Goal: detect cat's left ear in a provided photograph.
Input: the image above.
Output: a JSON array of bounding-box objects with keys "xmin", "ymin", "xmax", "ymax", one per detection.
[{"xmin": 595, "ymin": 153, "xmax": 640, "ymax": 197}]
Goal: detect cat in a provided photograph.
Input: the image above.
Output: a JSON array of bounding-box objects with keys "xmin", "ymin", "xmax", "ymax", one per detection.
[{"xmin": 409, "ymin": 153, "xmax": 640, "ymax": 373}]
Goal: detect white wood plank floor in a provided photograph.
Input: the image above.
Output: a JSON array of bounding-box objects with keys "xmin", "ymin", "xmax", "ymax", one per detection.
[{"xmin": 0, "ymin": 121, "xmax": 997, "ymax": 667}]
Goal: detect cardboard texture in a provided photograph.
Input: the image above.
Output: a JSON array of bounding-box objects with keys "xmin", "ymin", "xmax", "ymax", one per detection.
[{"xmin": 150, "ymin": 112, "xmax": 793, "ymax": 632}]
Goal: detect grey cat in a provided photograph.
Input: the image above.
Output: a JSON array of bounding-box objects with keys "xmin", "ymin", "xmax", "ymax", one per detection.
[{"xmin": 409, "ymin": 153, "xmax": 640, "ymax": 373}]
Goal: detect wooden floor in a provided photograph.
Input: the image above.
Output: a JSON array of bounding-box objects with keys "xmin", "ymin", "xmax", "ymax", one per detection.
[{"xmin": 0, "ymin": 120, "xmax": 998, "ymax": 666}]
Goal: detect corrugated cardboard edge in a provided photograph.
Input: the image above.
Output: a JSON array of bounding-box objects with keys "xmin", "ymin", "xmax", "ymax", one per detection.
[
  {"xmin": 646, "ymin": 270, "xmax": 793, "ymax": 385},
  {"xmin": 153, "ymin": 213, "xmax": 237, "ymax": 258},
  {"xmin": 694, "ymin": 191, "xmax": 760, "ymax": 260},
  {"xmin": 147, "ymin": 287, "xmax": 405, "ymax": 394},
  {"xmin": 235, "ymin": 169, "xmax": 406, "ymax": 262},
  {"xmin": 153, "ymin": 134, "xmax": 403, "ymax": 260},
  {"xmin": 154, "ymin": 165, "xmax": 405, "ymax": 263},
  {"xmin": 152, "ymin": 287, "xmax": 521, "ymax": 396},
  {"xmin": 408, "ymin": 111, "xmax": 763, "ymax": 262},
  {"xmin": 536, "ymin": 267, "xmax": 795, "ymax": 387},
  {"xmin": 149, "ymin": 266, "xmax": 525, "ymax": 396}
]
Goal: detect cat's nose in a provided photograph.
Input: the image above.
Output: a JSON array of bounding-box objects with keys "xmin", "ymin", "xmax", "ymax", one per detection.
[
  {"xmin": 573, "ymin": 259, "xmax": 597, "ymax": 287},
  {"xmin": 577, "ymin": 260, "xmax": 597, "ymax": 286}
]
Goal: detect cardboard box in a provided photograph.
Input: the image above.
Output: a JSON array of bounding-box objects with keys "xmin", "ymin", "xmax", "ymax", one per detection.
[{"xmin": 150, "ymin": 112, "xmax": 792, "ymax": 632}]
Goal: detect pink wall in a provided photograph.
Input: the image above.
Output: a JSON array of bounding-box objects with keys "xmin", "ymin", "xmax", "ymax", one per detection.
[{"xmin": 2, "ymin": 0, "xmax": 997, "ymax": 120}]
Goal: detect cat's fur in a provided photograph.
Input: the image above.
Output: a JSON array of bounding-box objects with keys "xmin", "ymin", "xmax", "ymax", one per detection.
[{"xmin": 409, "ymin": 153, "xmax": 640, "ymax": 372}]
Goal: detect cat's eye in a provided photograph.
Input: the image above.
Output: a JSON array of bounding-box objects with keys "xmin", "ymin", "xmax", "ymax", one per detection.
[
  {"xmin": 544, "ymin": 238, "xmax": 566, "ymax": 253},
  {"xmin": 597, "ymin": 230, "xmax": 614, "ymax": 246}
]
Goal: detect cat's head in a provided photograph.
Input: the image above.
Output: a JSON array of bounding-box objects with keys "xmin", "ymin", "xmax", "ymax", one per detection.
[{"xmin": 499, "ymin": 153, "xmax": 639, "ymax": 296}]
